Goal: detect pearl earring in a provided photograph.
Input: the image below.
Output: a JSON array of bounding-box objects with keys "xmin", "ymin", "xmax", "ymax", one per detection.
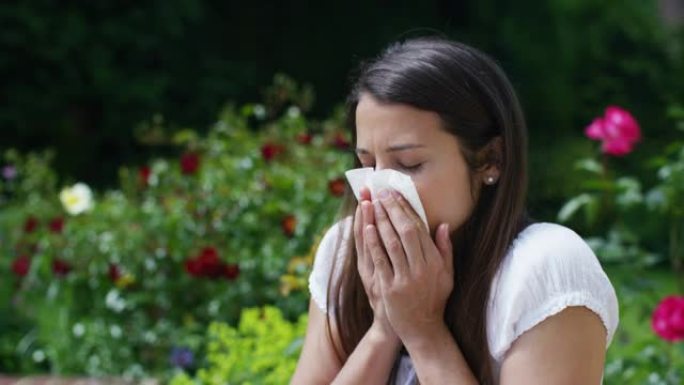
[{"xmin": 485, "ymin": 176, "xmax": 496, "ymax": 185}]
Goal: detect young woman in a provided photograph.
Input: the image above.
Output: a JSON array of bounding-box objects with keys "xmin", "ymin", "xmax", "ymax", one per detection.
[{"xmin": 291, "ymin": 36, "xmax": 619, "ymax": 385}]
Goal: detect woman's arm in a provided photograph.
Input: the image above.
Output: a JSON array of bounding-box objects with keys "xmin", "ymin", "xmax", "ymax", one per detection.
[
  {"xmin": 290, "ymin": 299, "xmax": 401, "ymax": 385},
  {"xmin": 403, "ymin": 324, "xmax": 478, "ymax": 385},
  {"xmin": 331, "ymin": 321, "xmax": 401, "ymax": 385},
  {"xmin": 498, "ymin": 306, "xmax": 606, "ymax": 385},
  {"xmin": 290, "ymin": 300, "xmax": 342, "ymax": 384}
]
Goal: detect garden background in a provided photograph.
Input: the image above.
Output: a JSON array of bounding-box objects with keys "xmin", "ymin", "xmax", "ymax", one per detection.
[{"xmin": 1, "ymin": 0, "xmax": 684, "ymax": 384}]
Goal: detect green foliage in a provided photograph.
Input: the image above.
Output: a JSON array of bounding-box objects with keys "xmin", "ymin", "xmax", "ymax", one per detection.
[
  {"xmin": 170, "ymin": 306, "xmax": 307, "ymax": 385},
  {"xmin": 558, "ymin": 107, "xmax": 684, "ymax": 270},
  {"xmin": 604, "ymin": 267, "xmax": 684, "ymax": 384},
  {"xmin": 0, "ymin": 76, "xmax": 351, "ymax": 378}
]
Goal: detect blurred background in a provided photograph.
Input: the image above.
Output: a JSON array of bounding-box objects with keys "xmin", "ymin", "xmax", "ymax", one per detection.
[{"xmin": 1, "ymin": 0, "xmax": 684, "ymax": 384}]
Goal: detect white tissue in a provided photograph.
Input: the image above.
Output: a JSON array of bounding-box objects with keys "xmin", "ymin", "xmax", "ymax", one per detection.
[{"xmin": 344, "ymin": 167, "xmax": 428, "ymax": 228}]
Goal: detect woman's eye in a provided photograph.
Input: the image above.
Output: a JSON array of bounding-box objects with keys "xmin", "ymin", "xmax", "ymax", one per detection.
[
  {"xmin": 360, "ymin": 163, "xmax": 423, "ymax": 172},
  {"xmin": 399, "ymin": 163, "xmax": 423, "ymax": 172}
]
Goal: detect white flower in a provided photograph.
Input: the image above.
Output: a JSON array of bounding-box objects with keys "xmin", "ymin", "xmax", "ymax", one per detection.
[{"xmin": 59, "ymin": 182, "xmax": 94, "ymax": 215}]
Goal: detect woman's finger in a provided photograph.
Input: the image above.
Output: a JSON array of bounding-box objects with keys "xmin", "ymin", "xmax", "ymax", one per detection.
[
  {"xmin": 373, "ymin": 193, "xmax": 409, "ymax": 278},
  {"xmin": 380, "ymin": 190, "xmax": 425, "ymax": 271},
  {"xmin": 435, "ymin": 223, "xmax": 454, "ymax": 273},
  {"xmin": 364, "ymin": 224, "xmax": 393, "ymax": 287},
  {"xmin": 359, "ymin": 201, "xmax": 375, "ymax": 275},
  {"xmin": 391, "ymin": 190, "xmax": 428, "ymax": 234},
  {"xmin": 354, "ymin": 203, "xmax": 369, "ymax": 274}
]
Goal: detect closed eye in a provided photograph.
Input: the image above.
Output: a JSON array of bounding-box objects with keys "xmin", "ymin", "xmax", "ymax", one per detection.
[
  {"xmin": 399, "ymin": 163, "xmax": 423, "ymax": 173},
  {"xmin": 362, "ymin": 163, "xmax": 423, "ymax": 173}
]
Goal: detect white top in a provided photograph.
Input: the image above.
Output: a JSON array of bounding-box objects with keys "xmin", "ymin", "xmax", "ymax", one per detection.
[{"xmin": 308, "ymin": 216, "xmax": 620, "ymax": 384}]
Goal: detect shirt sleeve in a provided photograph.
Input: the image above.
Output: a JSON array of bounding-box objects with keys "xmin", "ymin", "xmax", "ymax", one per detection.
[
  {"xmin": 308, "ymin": 215, "xmax": 353, "ymax": 313},
  {"xmin": 487, "ymin": 223, "xmax": 620, "ymax": 361}
]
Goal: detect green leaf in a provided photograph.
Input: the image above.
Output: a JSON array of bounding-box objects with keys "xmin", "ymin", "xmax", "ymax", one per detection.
[{"xmin": 558, "ymin": 193, "xmax": 595, "ymax": 222}]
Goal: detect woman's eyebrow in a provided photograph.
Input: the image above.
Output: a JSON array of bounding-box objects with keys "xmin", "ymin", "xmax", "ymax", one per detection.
[{"xmin": 355, "ymin": 143, "xmax": 425, "ymax": 155}]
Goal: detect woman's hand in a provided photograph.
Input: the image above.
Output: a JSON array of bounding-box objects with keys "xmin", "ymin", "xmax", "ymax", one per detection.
[
  {"xmin": 365, "ymin": 188, "xmax": 454, "ymax": 346},
  {"xmin": 354, "ymin": 187, "xmax": 399, "ymax": 344}
]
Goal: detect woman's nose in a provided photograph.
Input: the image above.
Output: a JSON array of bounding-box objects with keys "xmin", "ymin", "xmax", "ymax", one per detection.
[{"xmin": 373, "ymin": 160, "xmax": 389, "ymax": 171}]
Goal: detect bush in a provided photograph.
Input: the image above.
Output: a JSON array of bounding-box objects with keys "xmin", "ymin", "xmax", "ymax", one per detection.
[
  {"xmin": 170, "ymin": 306, "xmax": 307, "ymax": 385},
  {"xmin": 0, "ymin": 77, "xmax": 351, "ymax": 378}
]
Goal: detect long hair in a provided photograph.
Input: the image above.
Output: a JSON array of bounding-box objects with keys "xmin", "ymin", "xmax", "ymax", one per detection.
[{"xmin": 325, "ymin": 36, "xmax": 530, "ymax": 385}]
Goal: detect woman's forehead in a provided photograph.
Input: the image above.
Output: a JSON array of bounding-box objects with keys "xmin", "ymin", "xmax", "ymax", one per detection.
[{"xmin": 355, "ymin": 95, "xmax": 443, "ymax": 149}]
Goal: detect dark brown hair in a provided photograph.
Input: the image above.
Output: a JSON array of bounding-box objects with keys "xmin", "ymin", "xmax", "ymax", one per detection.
[{"xmin": 325, "ymin": 36, "xmax": 530, "ymax": 385}]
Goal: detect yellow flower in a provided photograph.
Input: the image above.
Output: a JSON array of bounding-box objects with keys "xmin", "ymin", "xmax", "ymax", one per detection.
[{"xmin": 115, "ymin": 273, "xmax": 136, "ymax": 289}]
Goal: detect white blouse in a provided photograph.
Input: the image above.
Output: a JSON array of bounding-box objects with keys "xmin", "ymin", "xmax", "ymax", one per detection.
[{"xmin": 308, "ymin": 216, "xmax": 620, "ymax": 384}]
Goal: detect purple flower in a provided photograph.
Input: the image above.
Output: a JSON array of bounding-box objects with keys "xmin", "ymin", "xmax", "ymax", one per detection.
[
  {"xmin": 2, "ymin": 165, "xmax": 17, "ymax": 180},
  {"xmin": 169, "ymin": 346, "xmax": 194, "ymax": 369}
]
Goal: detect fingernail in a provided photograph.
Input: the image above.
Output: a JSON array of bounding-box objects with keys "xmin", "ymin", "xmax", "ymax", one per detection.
[
  {"xmin": 390, "ymin": 190, "xmax": 401, "ymax": 199},
  {"xmin": 378, "ymin": 189, "xmax": 390, "ymax": 200}
]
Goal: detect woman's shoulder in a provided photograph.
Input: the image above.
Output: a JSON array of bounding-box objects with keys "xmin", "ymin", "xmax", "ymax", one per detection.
[
  {"xmin": 487, "ymin": 221, "xmax": 620, "ymax": 360},
  {"xmin": 508, "ymin": 221, "xmax": 591, "ymax": 257},
  {"xmin": 499, "ymin": 221, "xmax": 600, "ymax": 275},
  {"xmin": 495, "ymin": 221, "xmax": 610, "ymax": 294}
]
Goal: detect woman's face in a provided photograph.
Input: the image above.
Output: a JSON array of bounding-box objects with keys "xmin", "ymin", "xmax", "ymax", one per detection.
[{"xmin": 355, "ymin": 92, "xmax": 484, "ymax": 237}]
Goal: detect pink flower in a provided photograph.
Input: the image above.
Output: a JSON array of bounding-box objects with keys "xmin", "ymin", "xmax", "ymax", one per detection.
[
  {"xmin": 584, "ymin": 106, "xmax": 641, "ymax": 156},
  {"xmin": 652, "ymin": 295, "xmax": 684, "ymax": 342}
]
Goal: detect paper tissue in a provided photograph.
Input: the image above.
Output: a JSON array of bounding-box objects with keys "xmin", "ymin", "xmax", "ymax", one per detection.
[{"xmin": 344, "ymin": 167, "xmax": 428, "ymax": 229}]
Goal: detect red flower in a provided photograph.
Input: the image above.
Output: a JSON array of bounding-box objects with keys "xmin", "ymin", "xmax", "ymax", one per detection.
[
  {"xmin": 261, "ymin": 143, "xmax": 285, "ymax": 161},
  {"xmin": 281, "ymin": 214, "xmax": 297, "ymax": 237},
  {"xmin": 198, "ymin": 247, "xmax": 222, "ymax": 278},
  {"xmin": 296, "ymin": 133, "xmax": 312, "ymax": 145},
  {"xmin": 185, "ymin": 247, "xmax": 237, "ymax": 280},
  {"xmin": 223, "ymin": 264, "xmax": 240, "ymax": 280},
  {"xmin": 108, "ymin": 264, "xmax": 122, "ymax": 282},
  {"xmin": 11, "ymin": 255, "xmax": 30, "ymax": 277},
  {"xmin": 198, "ymin": 247, "xmax": 219, "ymax": 265},
  {"xmin": 652, "ymin": 295, "xmax": 684, "ymax": 342},
  {"xmin": 180, "ymin": 152, "xmax": 200, "ymax": 175},
  {"xmin": 24, "ymin": 216, "xmax": 39, "ymax": 233},
  {"xmin": 52, "ymin": 258, "xmax": 72, "ymax": 277},
  {"xmin": 584, "ymin": 106, "xmax": 641, "ymax": 156},
  {"xmin": 328, "ymin": 177, "xmax": 346, "ymax": 197},
  {"xmin": 49, "ymin": 217, "xmax": 65, "ymax": 234},
  {"xmin": 184, "ymin": 259, "xmax": 202, "ymax": 277},
  {"xmin": 139, "ymin": 166, "xmax": 152, "ymax": 186},
  {"xmin": 332, "ymin": 133, "xmax": 351, "ymax": 150}
]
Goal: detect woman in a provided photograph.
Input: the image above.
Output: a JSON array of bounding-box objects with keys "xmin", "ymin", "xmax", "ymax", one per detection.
[{"xmin": 291, "ymin": 36, "xmax": 619, "ymax": 384}]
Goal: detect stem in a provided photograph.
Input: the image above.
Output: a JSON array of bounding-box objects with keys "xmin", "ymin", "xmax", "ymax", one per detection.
[
  {"xmin": 672, "ymin": 217, "xmax": 684, "ymax": 293},
  {"xmin": 597, "ymin": 155, "xmax": 611, "ymax": 231},
  {"xmin": 668, "ymin": 341, "xmax": 672, "ymax": 365}
]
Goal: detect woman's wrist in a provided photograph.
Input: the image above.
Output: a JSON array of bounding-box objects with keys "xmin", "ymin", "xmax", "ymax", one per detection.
[
  {"xmin": 368, "ymin": 320, "xmax": 402, "ymax": 351},
  {"xmin": 402, "ymin": 321, "xmax": 451, "ymax": 354}
]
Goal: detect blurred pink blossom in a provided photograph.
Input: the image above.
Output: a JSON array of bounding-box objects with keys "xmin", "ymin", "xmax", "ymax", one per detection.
[
  {"xmin": 652, "ymin": 295, "xmax": 684, "ymax": 342},
  {"xmin": 584, "ymin": 106, "xmax": 641, "ymax": 156}
]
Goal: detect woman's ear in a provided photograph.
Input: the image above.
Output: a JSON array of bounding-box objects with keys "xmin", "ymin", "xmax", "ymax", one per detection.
[{"xmin": 476, "ymin": 136, "xmax": 502, "ymax": 185}]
